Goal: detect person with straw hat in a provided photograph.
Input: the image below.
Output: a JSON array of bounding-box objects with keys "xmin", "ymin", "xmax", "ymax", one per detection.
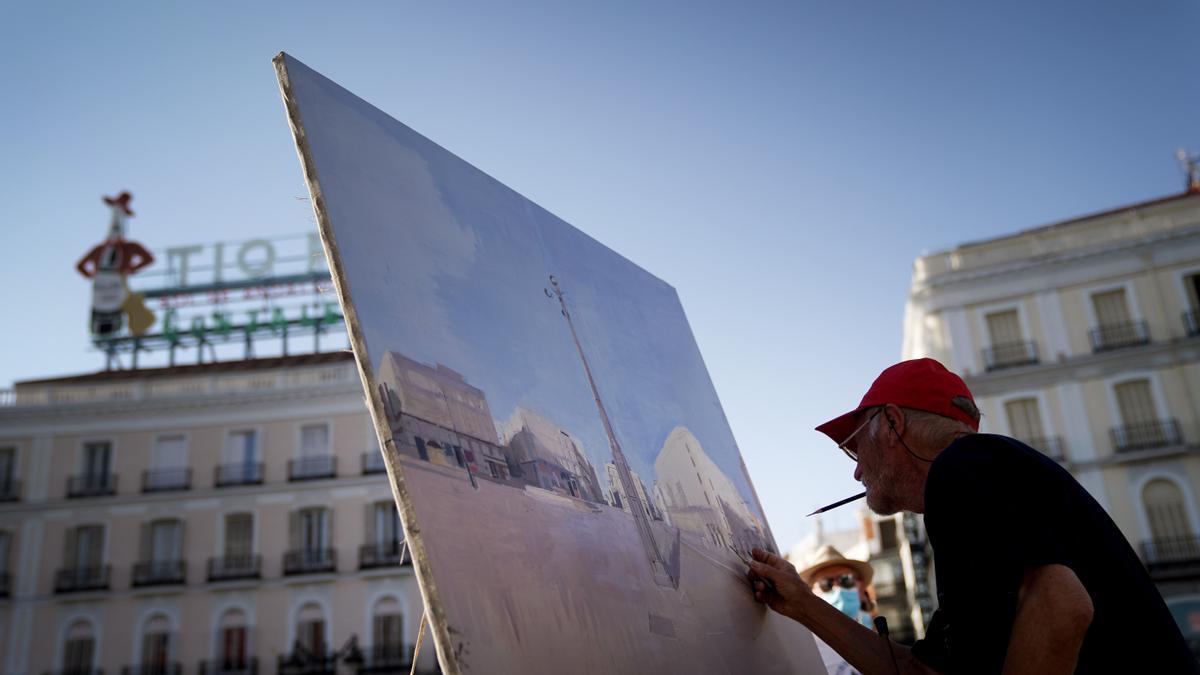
[{"xmin": 797, "ymin": 544, "xmax": 875, "ymax": 675}]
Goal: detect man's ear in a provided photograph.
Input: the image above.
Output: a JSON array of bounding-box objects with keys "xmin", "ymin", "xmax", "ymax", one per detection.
[{"xmin": 884, "ymin": 403, "xmax": 905, "ymax": 439}]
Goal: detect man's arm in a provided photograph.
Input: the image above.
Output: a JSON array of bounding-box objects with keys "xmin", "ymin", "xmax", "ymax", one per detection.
[
  {"xmin": 748, "ymin": 549, "xmax": 941, "ymax": 675},
  {"xmin": 1002, "ymin": 564, "xmax": 1093, "ymax": 675}
]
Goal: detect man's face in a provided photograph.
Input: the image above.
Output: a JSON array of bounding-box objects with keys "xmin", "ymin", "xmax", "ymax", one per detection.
[
  {"xmin": 810, "ymin": 563, "xmax": 860, "ymax": 595},
  {"xmin": 848, "ymin": 407, "xmax": 914, "ymax": 515}
]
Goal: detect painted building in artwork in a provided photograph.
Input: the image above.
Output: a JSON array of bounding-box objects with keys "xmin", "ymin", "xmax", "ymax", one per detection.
[
  {"xmin": 376, "ymin": 351, "xmax": 511, "ymax": 482},
  {"xmin": 652, "ymin": 427, "xmax": 767, "ymax": 555},
  {"xmin": 499, "ymin": 408, "xmax": 604, "ymax": 503},
  {"xmin": 604, "ymin": 463, "xmax": 658, "ymax": 520},
  {"xmin": 903, "ymin": 188, "xmax": 1200, "ymax": 644},
  {"xmin": 0, "ymin": 352, "xmax": 437, "ymax": 675}
]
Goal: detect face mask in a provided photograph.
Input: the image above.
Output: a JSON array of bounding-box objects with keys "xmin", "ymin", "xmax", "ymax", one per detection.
[{"xmin": 822, "ymin": 587, "xmax": 862, "ymax": 620}]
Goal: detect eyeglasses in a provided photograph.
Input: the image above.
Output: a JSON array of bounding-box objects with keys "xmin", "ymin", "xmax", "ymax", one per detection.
[
  {"xmin": 838, "ymin": 408, "xmax": 883, "ymax": 462},
  {"xmin": 817, "ymin": 574, "xmax": 859, "ymax": 592}
]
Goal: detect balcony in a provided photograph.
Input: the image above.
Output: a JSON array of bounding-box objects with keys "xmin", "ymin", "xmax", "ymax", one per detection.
[
  {"xmin": 283, "ymin": 548, "xmax": 336, "ymax": 576},
  {"xmin": 358, "ymin": 646, "xmax": 413, "ymax": 674},
  {"xmin": 1143, "ymin": 535, "xmax": 1200, "ymax": 580},
  {"xmin": 67, "ymin": 473, "xmax": 117, "ymax": 498},
  {"xmin": 982, "ymin": 340, "xmax": 1039, "ymax": 371},
  {"xmin": 278, "ymin": 653, "xmax": 335, "ymax": 675},
  {"xmin": 142, "ymin": 468, "xmax": 191, "ymax": 493},
  {"xmin": 120, "ymin": 664, "xmax": 183, "ymax": 675},
  {"xmin": 131, "ymin": 560, "xmax": 187, "ymax": 587},
  {"xmin": 41, "ymin": 670, "xmax": 105, "ymax": 675},
  {"xmin": 207, "ymin": 555, "xmax": 262, "ymax": 582},
  {"xmin": 289, "ymin": 456, "xmax": 337, "ymax": 481},
  {"xmin": 1016, "ymin": 436, "xmax": 1065, "ymax": 461},
  {"xmin": 1185, "ymin": 310, "xmax": 1200, "ymax": 337},
  {"xmin": 0, "ymin": 477, "xmax": 20, "ymax": 502},
  {"xmin": 1088, "ymin": 320, "xmax": 1149, "ymax": 352},
  {"xmin": 54, "ymin": 565, "xmax": 111, "ymax": 593},
  {"xmin": 214, "ymin": 463, "xmax": 264, "ymax": 488},
  {"xmin": 359, "ymin": 542, "xmax": 410, "ymax": 570},
  {"xmin": 1111, "ymin": 419, "xmax": 1183, "ymax": 453},
  {"xmin": 199, "ymin": 658, "xmax": 258, "ymax": 675},
  {"xmin": 362, "ymin": 452, "xmax": 387, "ymax": 475}
]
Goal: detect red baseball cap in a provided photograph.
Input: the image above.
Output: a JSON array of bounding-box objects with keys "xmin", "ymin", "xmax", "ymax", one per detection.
[{"xmin": 815, "ymin": 358, "xmax": 979, "ymax": 443}]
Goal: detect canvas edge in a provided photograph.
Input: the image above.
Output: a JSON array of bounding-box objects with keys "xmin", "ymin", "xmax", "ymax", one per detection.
[{"xmin": 271, "ymin": 51, "xmax": 461, "ymax": 675}]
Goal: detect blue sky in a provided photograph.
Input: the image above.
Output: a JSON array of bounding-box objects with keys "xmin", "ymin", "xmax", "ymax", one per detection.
[{"xmin": 2, "ymin": 1, "xmax": 1197, "ymax": 548}]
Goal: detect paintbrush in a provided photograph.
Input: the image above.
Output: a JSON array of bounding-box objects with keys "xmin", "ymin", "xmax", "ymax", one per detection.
[{"xmin": 806, "ymin": 491, "xmax": 866, "ymax": 516}]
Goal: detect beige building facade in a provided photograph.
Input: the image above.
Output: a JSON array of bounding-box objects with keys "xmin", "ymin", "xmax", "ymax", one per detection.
[
  {"xmin": 903, "ymin": 190, "xmax": 1200, "ymax": 619},
  {"xmin": 0, "ymin": 352, "xmax": 436, "ymax": 675}
]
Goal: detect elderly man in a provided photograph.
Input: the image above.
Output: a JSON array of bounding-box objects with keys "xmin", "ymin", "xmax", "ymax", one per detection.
[{"xmin": 747, "ymin": 359, "xmax": 1194, "ymax": 674}]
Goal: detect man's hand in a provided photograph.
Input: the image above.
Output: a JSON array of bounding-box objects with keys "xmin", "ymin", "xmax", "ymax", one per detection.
[{"xmin": 745, "ymin": 547, "xmax": 814, "ymax": 620}]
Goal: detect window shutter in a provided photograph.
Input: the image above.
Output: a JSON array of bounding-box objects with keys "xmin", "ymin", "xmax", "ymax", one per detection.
[
  {"xmin": 289, "ymin": 511, "xmax": 301, "ymax": 551},
  {"xmin": 1144, "ymin": 479, "xmax": 1192, "ymax": 540},
  {"xmin": 1115, "ymin": 380, "xmax": 1156, "ymax": 425},
  {"xmin": 140, "ymin": 522, "xmax": 153, "ymax": 562},
  {"xmin": 1092, "ymin": 289, "xmax": 1131, "ymax": 326},
  {"xmin": 1004, "ymin": 398, "xmax": 1044, "ymax": 441},
  {"xmin": 985, "ymin": 310, "xmax": 1022, "ymax": 345},
  {"xmin": 364, "ymin": 503, "xmax": 376, "ymax": 547}
]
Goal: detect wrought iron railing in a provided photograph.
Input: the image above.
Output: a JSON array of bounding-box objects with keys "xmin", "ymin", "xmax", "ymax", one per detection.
[
  {"xmin": 1016, "ymin": 435, "xmax": 1065, "ymax": 461},
  {"xmin": 288, "ymin": 456, "xmax": 337, "ymax": 481},
  {"xmin": 54, "ymin": 565, "xmax": 111, "ymax": 593},
  {"xmin": 120, "ymin": 664, "xmax": 183, "ymax": 675},
  {"xmin": 40, "ymin": 669, "xmax": 106, "ymax": 675},
  {"xmin": 1142, "ymin": 535, "xmax": 1200, "ymax": 574},
  {"xmin": 362, "ymin": 452, "xmax": 387, "ymax": 475},
  {"xmin": 1088, "ymin": 320, "xmax": 1150, "ymax": 352},
  {"xmin": 1111, "ymin": 419, "xmax": 1182, "ymax": 452},
  {"xmin": 283, "ymin": 548, "xmax": 336, "ymax": 575},
  {"xmin": 198, "ymin": 657, "xmax": 258, "ymax": 675},
  {"xmin": 214, "ymin": 463, "xmax": 264, "ymax": 487},
  {"xmin": 358, "ymin": 646, "xmax": 414, "ymax": 674},
  {"xmin": 142, "ymin": 468, "xmax": 191, "ymax": 493},
  {"xmin": 207, "ymin": 554, "xmax": 261, "ymax": 582},
  {"xmin": 131, "ymin": 560, "xmax": 187, "ymax": 587},
  {"xmin": 982, "ymin": 340, "xmax": 1039, "ymax": 371},
  {"xmin": 359, "ymin": 542, "xmax": 410, "ymax": 569},
  {"xmin": 277, "ymin": 653, "xmax": 335, "ymax": 675},
  {"xmin": 67, "ymin": 473, "xmax": 117, "ymax": 498}
]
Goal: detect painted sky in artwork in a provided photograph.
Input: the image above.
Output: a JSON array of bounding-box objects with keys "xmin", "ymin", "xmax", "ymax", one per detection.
[{"xmin": 285, "ymin": 55, "xmax": 761, "ymax": 517}]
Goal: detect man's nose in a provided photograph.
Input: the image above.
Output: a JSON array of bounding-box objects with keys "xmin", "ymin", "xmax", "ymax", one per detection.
[{"xmin": 853, "ymin": 463, "xmax": 863, "ymax": 482}]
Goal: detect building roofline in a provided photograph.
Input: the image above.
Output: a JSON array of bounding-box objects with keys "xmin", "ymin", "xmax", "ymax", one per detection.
[
  {"xmin": 936, "ymin": 190, "xmax": 1199, "ymax": 256},
  {"xmin": 15, "ymin": 350, "xmax": 355, "ymax": 386}
]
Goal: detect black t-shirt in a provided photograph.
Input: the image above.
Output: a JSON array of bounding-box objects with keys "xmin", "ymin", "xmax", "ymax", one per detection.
[{"xmin": 910, "ymin": 434, "xmax": 1196, "ymax": 674}]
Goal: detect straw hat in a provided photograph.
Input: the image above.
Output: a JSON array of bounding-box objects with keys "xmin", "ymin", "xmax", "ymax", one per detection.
[{"xmin": 796, "ymin": 544, "xmax": 874, "ymax": 587}]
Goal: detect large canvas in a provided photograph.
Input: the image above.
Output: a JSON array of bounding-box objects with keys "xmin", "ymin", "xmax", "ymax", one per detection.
[{"xmin": 274, "ymin": 53, "xmax": 822, "ymax": 674}]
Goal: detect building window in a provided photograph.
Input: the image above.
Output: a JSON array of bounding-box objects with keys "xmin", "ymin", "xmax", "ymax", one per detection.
[
  {"xmin": 135, "ymin": 519, "xmax": 184, "ymax": 586},
  {"xmin": 0, "ymin": 446, "xmax": 16, "ymax": 500},
  {"xmin": 217, "ymin": 608, "xmax": 250, "ymax": 669},
  {"xmin": 372, "ymin": 596, "xmax": 405, "ymax": 664},
  {"xmin": 140, "ymin": 614, "xmax": 173, "ymax": 672},
  {"xmin": 983, "ymin": 309, "xmax": 1036, "ymax": 369},
  {"xmin": 144, "ymin": 435, "xmax": 190, "ymax": 492},
  {"xmin": 69, "ymin": 441, "xmax": 116, "ymax": 496},
  {"xmin": 62, "ymin": 619, "xmax": 96, "ymax": 673},
  {"xmin": 1089, "ymin": 288, "xmax": 1148, "ymax": 350},
  {"xmin": 1183, "ymin": 272, "xmax": 1200, "ymax": 335},
  {"xmin": 0, "ymin": 530, "xmax": 10, "ymax": 598},
  {"xmin": 1144, "ymin": 479, "xmax": 1192, "ymax": 541},
  {"xmin": 878, "ymin": 519, "xmax": 898, "ymax": 551},
  {"xmin": 1111, "ymin": 379, "xmax": 1180, "ymax": 451},
  {"xmin": 1141, "ymin": 479, "xmax": 1199, "ymax": 569},
  {"xmin": 300, "ymin": 424, "xmax": 330, "ymax": 457},
  {"xmin": 286, "ymin": 508, "xmax": 334, "ymax": 574},
  {"xmin": 225, "ymin": 513, "xmax": 253, "ymax": 558},
  {"xmin": 65, "ymin": 524, "xmax": 104, "ymax": 573},
  {"xmin": 216, "ymin": 430, "xmax": 262, "ymax": 486},
  {"xmin": 295, "ymin": 603, "xmax": 327, "ymax": 657}
]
